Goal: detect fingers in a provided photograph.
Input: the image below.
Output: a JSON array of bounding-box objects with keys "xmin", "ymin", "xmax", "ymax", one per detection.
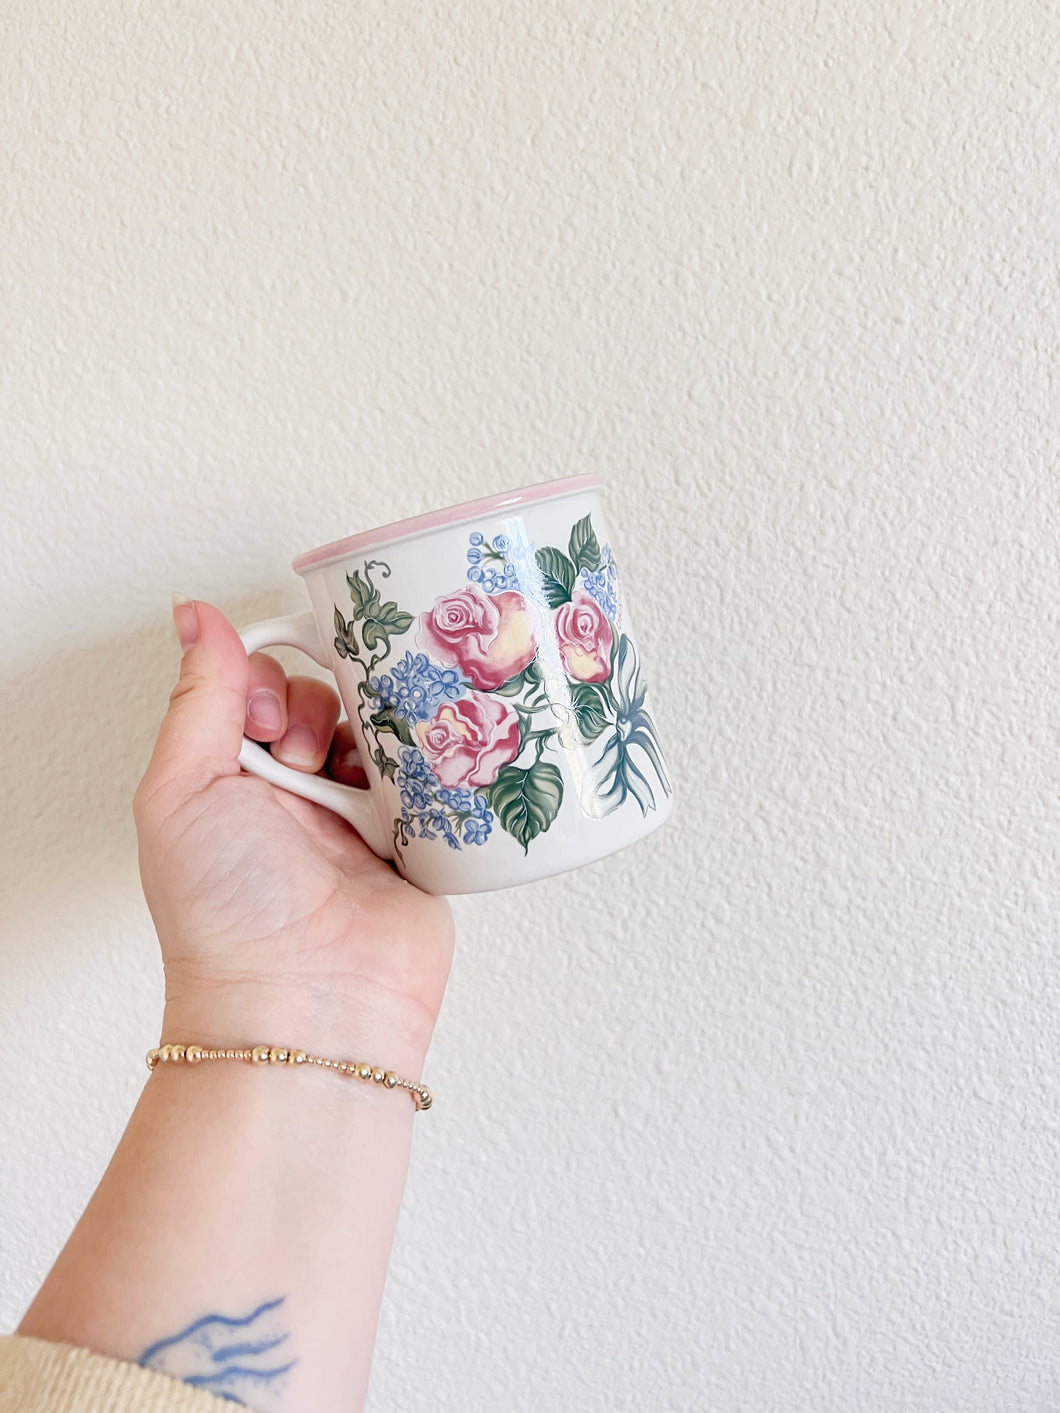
[
  {"xmin": 137, "ymin": 599, "xmax": 252, "ymax": 812},
  {"xmin": 244, "ymin": 656, "xmax": 343, "ymax": 774},
  {"xmin": 326, "ymin": 721, "xmax": 370, "ymax": 788},
  {"xmin": 245, "ymin": 649, "xmax": 346, "ymax": 774},
  {"xmin": 137, "ymin": 597, "xmax": 351, "ymax": 838},
  {"xmin": 244, "ymin": 653, "xmax": 289, "ymax": 740},
  {"xmin": 270, "ymin": 676, "xmax": 341, "ymax": 773}
]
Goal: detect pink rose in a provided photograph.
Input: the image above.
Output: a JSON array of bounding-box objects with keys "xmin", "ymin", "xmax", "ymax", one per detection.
[
  {"xmin": 416, "ymin": 691, "xmax": 521, "ymax": 789},
  {"xmin": 419, "ymin": 584, "xmax": 536, "ymax": 690},
  {"xmin": 555, "ymin": 588, "xmax": 614, "ymax": 683}
]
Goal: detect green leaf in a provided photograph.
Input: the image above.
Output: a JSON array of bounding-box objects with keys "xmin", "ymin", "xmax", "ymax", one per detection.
[
  {"xmin": 361, "ymin": 600, "xmax": 414, "ymax": 653},
  {"xmin": 487, "ymin": 760, "xmax": 564, "ymax": 853},
  {"xmin": 333, "ymin": 606, "xmax": 355, "ymax": 659},
  {"xmin": 371, "ymin": 743, "xmax": 399, "ymax": 781},
  {"xmin": 346, "ymin": 570, "xmax": 379, "ymax": 620},
  {"xmin": 492, "ymin": 656, "xmax": 543, "ymax": 698},
  {"xmin": 595, "ymin": 677, "xmax": 619, "ymax": 715},
  {"xmin": 369, "ymin": 708, "xmax": 415, "ymax": 748},
  {"xmin": 592, "ymin": 704, "xmax": 669, "ymax": 817},
  {"xmin": 361, "ymin": 619, "xmax": 384, "ymax": 651},
  {"xmin": 626, "ymin": 725, "xmax": 671, "ymax": 792},
  {"xmin": 613, "ymin": 633, "xmax": 648, "ymax": 714},
  {"xmin": 535, "ymin": 546, "xmax": 576, "ymax": 607},
  {"xmin": 375, "ymin": 600, "xmax": 415, "ymax": 635},
  {"xmin": 569, "ymin": 681, "xmax": 611, "ymax": 741},
  {"xmin": 493, "ymin": 670, "xmax": 529, "ymax": 698},
  {"xmin": 593, "ymin": 730, "xmax": 631, "ymax": 816},
  {"xmin": 569, "ymin": 514, "xmax": 602, "ymax": 574}
]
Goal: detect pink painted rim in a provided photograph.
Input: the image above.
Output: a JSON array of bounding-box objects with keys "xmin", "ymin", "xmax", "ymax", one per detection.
[{"xmin": 292, "ymin": 474, "xmax": 603, "ymax": 575}]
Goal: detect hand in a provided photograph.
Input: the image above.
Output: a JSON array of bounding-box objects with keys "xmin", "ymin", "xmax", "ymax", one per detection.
[{"xmin": 134, "ymin": 599, "xmax": 454, "ymax": 1071}]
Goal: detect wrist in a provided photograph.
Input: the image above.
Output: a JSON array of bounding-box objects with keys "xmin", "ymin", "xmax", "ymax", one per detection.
[{"xmin": 160, "ymin": 972, "xmax": 434, "ymax": 1081}]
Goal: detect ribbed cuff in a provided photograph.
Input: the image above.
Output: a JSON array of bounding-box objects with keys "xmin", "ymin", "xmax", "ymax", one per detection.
[{"xmin": 0, "ymin": 1336, "xmax": 229, "ymax": 1413}]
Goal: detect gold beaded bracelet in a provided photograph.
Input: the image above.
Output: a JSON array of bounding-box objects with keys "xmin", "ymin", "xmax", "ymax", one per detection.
[{"xmin": 146, "ymin": 1043, "xmax": 432, "ymax": 1111}]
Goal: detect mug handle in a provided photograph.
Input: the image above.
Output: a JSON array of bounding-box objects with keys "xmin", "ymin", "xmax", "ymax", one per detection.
[{"xmin": 236, "ymin": 612, "xmax": 395, "ymax": 862}]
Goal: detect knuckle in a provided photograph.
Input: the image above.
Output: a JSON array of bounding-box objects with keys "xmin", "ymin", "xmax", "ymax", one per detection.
[{"xmin": 168, "ymin": 674, "xmax": 197, "ymax": 710}]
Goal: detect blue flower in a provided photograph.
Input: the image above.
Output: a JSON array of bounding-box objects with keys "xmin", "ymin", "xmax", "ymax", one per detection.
[
  {"xmin": 395, "ymin": 748, "xmax": 443, "ymax": 815},
  {"xmin": 391, "ymin": 746, "xmax": 494, "ymax": 854},
  {"xmin": 463, "ymin": 814, "xmax": 492, "ymax": 845},
  {"xmin": 464, "ymin": 529, "xmax": 523, "ymax": 595},
  {"xmin": 471, "ymin": 563, "xmax": 518, "ymax": 595},
  {"xmin": 432, "ymin": 666, "xmax": 465, "ymax": 702},
  {"xmin": 437, "ymin": 786, "xmax": 475, "ymax": 812},
  {"xmin": 400, "ymin": 780, "xmax": 432, "ymax": 812},
  {"xmin": 399, "ymin": 748, "xmax": 434, "ymax": 781},
  {"xmin": 578, "ymin": 558, "xmax": 620, "ymax": 621},
  {"xmin": 372, "ymin": 653, "xmax": 467, "ymax": 723}
]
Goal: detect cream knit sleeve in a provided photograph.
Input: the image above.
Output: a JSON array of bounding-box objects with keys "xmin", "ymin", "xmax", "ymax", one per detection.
[{"xmin": 0, "ymin": 1337, "xmax": 230, "ymax": 1413}]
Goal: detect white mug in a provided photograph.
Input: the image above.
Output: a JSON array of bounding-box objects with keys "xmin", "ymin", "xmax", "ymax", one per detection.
[{"xmin": 238, "ymin": 476, "xmax": 672, "ymax": 894}]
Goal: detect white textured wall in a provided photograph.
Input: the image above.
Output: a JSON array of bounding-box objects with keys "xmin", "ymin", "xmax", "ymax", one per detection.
[{"xmin": 3, "ymin": 3, "xmax": 1060, "ymax": 1408}]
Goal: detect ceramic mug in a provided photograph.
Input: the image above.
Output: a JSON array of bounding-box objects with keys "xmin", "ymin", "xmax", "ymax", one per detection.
[{"xmin": 237, "ymin": 475, "xmax": 672, "ymax": 894}]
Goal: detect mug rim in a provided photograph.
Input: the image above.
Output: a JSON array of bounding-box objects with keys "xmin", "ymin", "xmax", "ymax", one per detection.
[{"xmin": 292, "ymin": 473, "xmax": 603, "ymax": 576}]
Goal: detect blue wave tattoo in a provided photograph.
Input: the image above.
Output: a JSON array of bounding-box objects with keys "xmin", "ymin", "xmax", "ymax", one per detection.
[{"xmin": 139, "ymin": 1296, "xmax": 296, "ymax": 1405}]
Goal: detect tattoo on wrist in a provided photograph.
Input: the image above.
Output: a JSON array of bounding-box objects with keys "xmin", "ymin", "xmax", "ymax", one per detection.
[{"xmin": 138, "ymin": 1296, "xmax": 295, "ymax": 1405}]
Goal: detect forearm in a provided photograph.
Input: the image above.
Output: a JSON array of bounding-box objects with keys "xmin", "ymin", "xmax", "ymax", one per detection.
[
  {"xmin": 18, "ymin": 1019, "xmax": 424, "ymax": 1413},
  {"xmin": 19, "ymin": 598, "xmax": 454, "ymax": 1411}
]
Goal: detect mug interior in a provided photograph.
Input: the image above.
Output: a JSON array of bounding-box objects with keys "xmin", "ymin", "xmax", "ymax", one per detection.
[{"xmin": 291, "ymin": 474, "xmax": 603, "ymax": 576}]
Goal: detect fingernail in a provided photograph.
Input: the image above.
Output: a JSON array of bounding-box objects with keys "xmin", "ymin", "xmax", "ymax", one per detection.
[
  {"xmin": 172, "ymin": 593, "xmax": 200, "ymax": 652},
  {"xmin": 276, "ymin": 725, "xmax": 320, "ymax": 769},
  {"xmin": 247, "ymin": 690, "xmax": 283, "ymax": 732}
]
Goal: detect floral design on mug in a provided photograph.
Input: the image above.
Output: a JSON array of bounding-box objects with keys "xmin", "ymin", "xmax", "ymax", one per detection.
[
  {"xmin": 332, "ymin": 514, "xmax": 670, "ymax": 856},
  {"xmin": 554, "ymin": 588, "xmax": 614, "ymax": 682},
  {"xmin": 418, "ymin": 585, "xmax": 536, "ymax": 690},
  {"xmin": 415, "ymin": 692, "xmax": 522, "ymax": 788}
]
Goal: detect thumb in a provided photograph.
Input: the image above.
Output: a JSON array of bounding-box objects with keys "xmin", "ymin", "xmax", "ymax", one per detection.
[{"xmin": 139, "ymin": 597, "xmax": 251, "ymax": 808}]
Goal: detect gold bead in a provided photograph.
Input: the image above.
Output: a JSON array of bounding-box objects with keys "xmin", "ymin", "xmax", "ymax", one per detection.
[{"xmin": 143, "ymin": 1040, "xmax": 432, "ymax": 1112}]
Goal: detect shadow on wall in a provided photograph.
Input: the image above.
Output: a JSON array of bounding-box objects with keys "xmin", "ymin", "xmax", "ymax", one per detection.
[{"xmin": 0, "ymin": 587, "xmax": 295, "ymax": 970}]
